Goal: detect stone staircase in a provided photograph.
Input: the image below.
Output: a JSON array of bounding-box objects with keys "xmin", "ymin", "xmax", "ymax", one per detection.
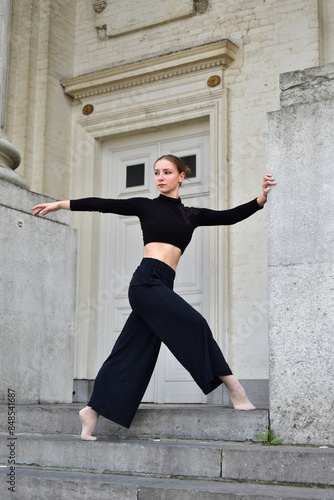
[{"xmin": 0, "ymin": 404, "xmax": 333, "ymax": 499}]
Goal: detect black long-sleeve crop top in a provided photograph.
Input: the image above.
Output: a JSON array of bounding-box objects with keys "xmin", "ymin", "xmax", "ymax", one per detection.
[{"xmin": 70, "ymin": 194, "xmax": 262, "ymax": 254}]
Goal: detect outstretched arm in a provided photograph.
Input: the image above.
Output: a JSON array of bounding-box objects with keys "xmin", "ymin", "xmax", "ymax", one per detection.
[
  {"xmin": 257, "ymin": 174, "xmax": 276, "ymax": 207},
  {"xmin": 196, "ymin": 173, "xmax": 277, "ymax": 227},
  {"xmin": 31, "ymin": 200, "xmax": 70, "ymax": 216}
]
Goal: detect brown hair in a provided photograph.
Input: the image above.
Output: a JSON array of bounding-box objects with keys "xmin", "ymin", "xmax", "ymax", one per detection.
[{"xmin": 154, "ymin": 154, "xmax": 191, "ymax": 178}]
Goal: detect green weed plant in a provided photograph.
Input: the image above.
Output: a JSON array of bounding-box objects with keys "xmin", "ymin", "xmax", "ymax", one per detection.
[{"xmin": 258, "ymin": 429, "xmax": 283, "ymax": 446}]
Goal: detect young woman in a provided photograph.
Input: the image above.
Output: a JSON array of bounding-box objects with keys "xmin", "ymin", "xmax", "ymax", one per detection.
[{"xmin": 32, "ymin": 155, "xmax": 275, "ymax": 441}]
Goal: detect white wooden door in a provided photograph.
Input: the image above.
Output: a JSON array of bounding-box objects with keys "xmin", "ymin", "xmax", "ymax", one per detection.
[{"xmin": 98, "ymin": 123, "xmax": 210, "ymax": 403}]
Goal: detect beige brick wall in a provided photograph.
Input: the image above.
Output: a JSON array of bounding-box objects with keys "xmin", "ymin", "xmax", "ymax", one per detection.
[{"xmin": 74, "ymin": 0, "xmax": 320, "ymax": 73}]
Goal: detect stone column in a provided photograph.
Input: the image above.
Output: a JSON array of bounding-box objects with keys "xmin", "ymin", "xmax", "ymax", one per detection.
[
  {"xmin": 0, "ymin": 1, "xmax": 77, "ymax": 403},
  {"xmin": 267, "ymin": 63, "xmax": 334, "ymax": 445},
  {"xmin": 0, "ymin": 0, "xmax": 29, "ymax": 189}
]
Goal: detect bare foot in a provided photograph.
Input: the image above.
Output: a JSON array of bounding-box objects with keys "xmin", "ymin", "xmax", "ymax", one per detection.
[
  {"xmin": 219, "ymin": 375, "xmax": 256, "ymax": 410},
  {"xmin": 79, "ymin": 406, "xmax": 99, "ymax": 440}
]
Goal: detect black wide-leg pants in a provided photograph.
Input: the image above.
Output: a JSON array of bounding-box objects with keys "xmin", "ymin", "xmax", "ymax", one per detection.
[{"xmin": 88, "ymin": 258, "xmax": 232, "ymax": 428}]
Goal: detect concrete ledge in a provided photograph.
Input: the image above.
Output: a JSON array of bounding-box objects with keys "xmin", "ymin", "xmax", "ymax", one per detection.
[
  {"xmin": 0, "ymin": 468, "xmax": 331, "ymax": 500},
  {"xmin": 0, "ymin": 403, "xmax": 268, "ymax": 442},
  {"xmin": 1, "ymin": 435, "xmax": 222, "ymax": 479},
  {"xmin": 1, "ymin": 434, "xmax": 333, "ymax": 487},
  {"xmin": 0, "ymin": 180, "xmax": 70, "ymax": 225},
  {"xmin": 222, "ymin": 445, "xmax": 334, "ymax": 487}
]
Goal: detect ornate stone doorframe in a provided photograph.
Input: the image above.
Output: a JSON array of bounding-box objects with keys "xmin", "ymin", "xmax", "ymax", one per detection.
[{"xmin": 61, "ymin": 40, "xmax": 238, "ymax": 385}]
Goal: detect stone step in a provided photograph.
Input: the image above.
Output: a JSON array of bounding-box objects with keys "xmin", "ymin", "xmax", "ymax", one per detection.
[
  {"xmin": 0, "ymin": 403, "xmax": 269, "ymax": 442},
  {"xmin": 0, "ymin": 467, "xmax": 333, "ymax": 500},
  {"xmin": 1, "ymin": 434, "xmax": 333, "ymax": 487}
]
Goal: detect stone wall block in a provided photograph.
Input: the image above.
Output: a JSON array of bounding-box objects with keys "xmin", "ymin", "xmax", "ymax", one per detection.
[
  {"xmin": 0, "ymin": 182, "xmax": 77, "ymax": 403},
  {"xmin": 268, "ymin": 262, "xmax": 334, "ymax": 444},
  {"xmin": 267, "ymin": 62, "xmax": 334, "ymax": 445},
  {"xmin": 280, "ymin": 64, "xmax": 334, "ymax": 108},
  {"xmin": 267, "ymin": 101, "xmax": 334, "ymax": 267}
]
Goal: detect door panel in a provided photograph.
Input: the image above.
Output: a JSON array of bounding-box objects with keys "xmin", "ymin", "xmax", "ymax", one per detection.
[{"xmin": 98, "ymin": 124, "xmax": 210, "ymax": 403}]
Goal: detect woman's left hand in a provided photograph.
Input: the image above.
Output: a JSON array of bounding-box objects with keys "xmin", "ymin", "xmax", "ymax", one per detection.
[
  {"xmin": 262, "ymin": 173, "xmax": 276, "ymax": 197},
  {"xmin": 257, "ymin": 174, "xmax": 276, "ymax": 207}
]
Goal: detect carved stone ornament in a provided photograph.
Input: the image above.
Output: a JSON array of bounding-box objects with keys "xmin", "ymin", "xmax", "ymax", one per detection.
[
  {"xmin": 207, "ymin": 75, "xmax": 221, "ymax": 87},
  {"xmin": 96, "ymin": 25, "xmax": 107, "ymax": 41},
  {"xmin": 82, "ymin": 104, "xmax": 94, "ymax": 115},
  {"xmin": 92, "ymin": 0, "xmax": 107, "ymax": 14},
  {"xmin": 194, "ymin": 0, "xmax": 209, "ymax": 14}
]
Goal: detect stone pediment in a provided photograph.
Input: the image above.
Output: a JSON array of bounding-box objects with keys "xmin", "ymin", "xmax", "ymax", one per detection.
[{"xmin": 61, "ymin": 40, "xmax": 238, "ymax": 101}]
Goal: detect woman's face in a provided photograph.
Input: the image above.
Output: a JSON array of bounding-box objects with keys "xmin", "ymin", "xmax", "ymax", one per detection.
[{"xmin": 154, "ymin": 159, "xmax": 185, "ymax": 198}]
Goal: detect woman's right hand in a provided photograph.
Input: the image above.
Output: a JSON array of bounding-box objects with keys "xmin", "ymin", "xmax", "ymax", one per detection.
[{"xmin": 31, "ymin": 200, "xmax": 70, "ymax": 216}]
